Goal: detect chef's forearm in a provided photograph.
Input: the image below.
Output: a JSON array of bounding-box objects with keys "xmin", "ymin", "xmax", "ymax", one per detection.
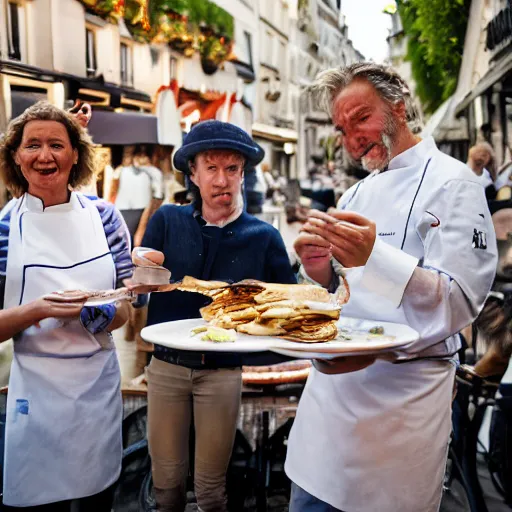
[
  {"xmin": 399, "ymin": 267, "xmax": 477, "ymax": 354},
  {"xmin": 0, "ymin": 303, "xmax": 40, "ymax": 343},
  {"xmin": 109, "ymin": 300, "xmax": 131, "ymax": 331}
]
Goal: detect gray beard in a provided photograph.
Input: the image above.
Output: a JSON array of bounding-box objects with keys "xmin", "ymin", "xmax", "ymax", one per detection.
[
  {"xmin": 361, "ymin": 133, "xmax": 393, "ymax": 172},
  {"xmin": 343, "ymin": 133, "xmax": 394, "ymax": 173}
]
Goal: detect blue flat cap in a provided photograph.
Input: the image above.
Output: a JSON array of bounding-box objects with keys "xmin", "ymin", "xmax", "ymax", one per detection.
[{"xmin": 173, "ymin": 120, "xmax": 264, "ymax": 174}]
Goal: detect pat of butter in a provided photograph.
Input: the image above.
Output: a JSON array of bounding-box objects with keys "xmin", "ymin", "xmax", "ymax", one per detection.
[{"xmin": 190, "ymin": 326, "xmax": 237, "ymax": 343}]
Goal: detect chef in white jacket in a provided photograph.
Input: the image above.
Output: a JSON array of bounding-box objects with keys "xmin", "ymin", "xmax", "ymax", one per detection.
[{"xmin": 285, "ymin": 63, "xmax": 497, "ymax": 512}]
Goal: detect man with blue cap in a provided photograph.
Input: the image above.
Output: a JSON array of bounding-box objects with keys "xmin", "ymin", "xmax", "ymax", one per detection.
[{"xmin": 141, "ymin": 120, "xmax": 296, "ymax": 511}]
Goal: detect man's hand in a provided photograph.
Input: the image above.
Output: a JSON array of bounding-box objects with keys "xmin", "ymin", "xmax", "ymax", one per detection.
[
  {"xmin": 293, "ymin": 233, "xmax": 333, "ymax": 288},
  {"xmin": 302, "ymin": 209, "xmax": 376, "ymax": 268},
  {"xmin": 313, "ymin": 355, "xmax": 376, "ymax": 375}
]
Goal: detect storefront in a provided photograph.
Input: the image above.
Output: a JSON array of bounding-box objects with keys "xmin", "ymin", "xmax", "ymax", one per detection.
[
  {"xmin": 252, "ymin": 122, "xmax": 298, "ymax": 178},
  {"xmin": 454, "ymin": 4, "xmax": 512, "ymax": 165},
  {"xmin": 0, "ymin": 60, "xmax": 66, "ymax": 126}
]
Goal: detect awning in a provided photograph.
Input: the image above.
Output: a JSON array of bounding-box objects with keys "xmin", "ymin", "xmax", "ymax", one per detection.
[
  {"xmin": 87, "ymin": 110, "xmax": 158, "ymax": 145},
  {"xmin": 252, "ymin": 122, "xmax": 298, "ymax": 143},
  {"xmin": 70, "ymin": 76, "xmax": 153, "ymax": 111},
  {"xmin": 181, "ymin": 55, "xmax": 239, "ymax": 96},
  {"xmin": 455, "ymin": 51, "xmax": 512, "ymax": 115},
  {"xmin": 421, "ymin": 94, "xmax": 467, "ymax": 141},
  {"xmin": 231, "ymin": 60, "xmax": 256, "ymax": 83},
  {"xmin": 10, "ymin": 90, "xmax": 48, "ymax": 119},
  {"xmin": 155, "ymin": 88, "xmax": 183, "ymax": 147},
  {"xmin": 0, "ymin": 59, "xmax": 152, "ymax": 111}
]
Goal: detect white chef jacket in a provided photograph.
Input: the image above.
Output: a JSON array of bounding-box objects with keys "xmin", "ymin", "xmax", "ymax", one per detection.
[{"xmin": 285, "ymin": 137, "xmax": 497, "ymax": 511}]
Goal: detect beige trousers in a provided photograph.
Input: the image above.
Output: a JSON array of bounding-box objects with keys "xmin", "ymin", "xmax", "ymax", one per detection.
[{"xmin": 147, "ymin": 357, "xmax": 242, "ymax": 512}]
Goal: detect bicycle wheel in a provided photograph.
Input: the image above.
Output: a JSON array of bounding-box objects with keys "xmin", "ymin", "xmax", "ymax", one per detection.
[
  {"xmin": 441, "ymin": 448, "xmax": 472, "ymax": 512},
  {"xmin": 139, "ymin": 471, "xmax": 156, "ymax": 512}
]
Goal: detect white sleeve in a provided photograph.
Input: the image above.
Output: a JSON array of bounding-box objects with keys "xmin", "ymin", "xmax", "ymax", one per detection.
[
  {"xmin": 365, "ymin": 179, "xmax": 497, "ymax": 357},
  {"xmin": 149, "ymin": 167, "xmax": 164, "ymax": 200}
]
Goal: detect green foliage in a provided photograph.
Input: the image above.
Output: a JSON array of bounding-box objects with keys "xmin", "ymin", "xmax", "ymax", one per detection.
[
  {"xmin": 382, "ymin": 3, "xmax": 397, "ymax": 15},
  {"xmin": 186, "ymin": 0, "xmax": 234, "ymax": 39},
  {"xmin": 396, "ymin": 0, "xmax": 471, "ymax": 113}
]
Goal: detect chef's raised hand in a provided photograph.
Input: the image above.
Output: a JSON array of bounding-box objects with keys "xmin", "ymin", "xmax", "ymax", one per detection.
[
  {"xmin": 68, "ymin": 100, "xmax": 92, "ymax": 128},
  {"xmin": 294, "ymin": 233, "xmax": 333, "ymax": 288},
  {"xmin": 303, "ymin": 209, "xmax": 376, "ymax": 268}
]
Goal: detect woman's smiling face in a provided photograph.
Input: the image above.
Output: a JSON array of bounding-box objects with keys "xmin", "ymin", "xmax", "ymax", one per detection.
[{"xmin": 14, "ymin": 120, "xmax": 78, "ymax": 200}]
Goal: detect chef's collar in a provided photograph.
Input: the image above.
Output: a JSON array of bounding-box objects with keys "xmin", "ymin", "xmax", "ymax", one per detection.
[
  {"xmin": 24, "ymin": 191, "xmax": 83, "ymax": 212},
  {"xmin": 387, "ymin": 136, "xmax": 436, "ymax": 171}
]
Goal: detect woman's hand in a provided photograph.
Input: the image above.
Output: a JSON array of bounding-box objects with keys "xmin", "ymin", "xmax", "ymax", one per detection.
[
  {"xmin": 0, "ymin": 295, "xmax": 87, "ymax": 343},
  {"xmin": 31, "ymin": 296, "xmax": 87, "ymax": 325},
  {"xmin": 313, "ymin": 355, "xmax": 376, "ymax": 375}
]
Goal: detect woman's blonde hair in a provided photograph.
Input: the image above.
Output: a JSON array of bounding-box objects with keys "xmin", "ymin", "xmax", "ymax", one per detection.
[{"xmin": 0, "ymin": 101, "xmax": 96, "ymax": 197}]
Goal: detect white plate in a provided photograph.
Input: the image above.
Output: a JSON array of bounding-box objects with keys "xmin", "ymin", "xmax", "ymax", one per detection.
[{"xmin": 141, "ymin": 317, "xmax": 418, "ymax": 359}]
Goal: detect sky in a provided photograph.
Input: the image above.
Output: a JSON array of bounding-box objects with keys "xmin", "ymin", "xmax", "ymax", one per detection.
[{"xmin": 342, "ymin": 0, "xmax": 394, "ymax": 64}]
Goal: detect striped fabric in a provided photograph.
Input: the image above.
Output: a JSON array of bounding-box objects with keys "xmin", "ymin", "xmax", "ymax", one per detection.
[
  {"xmin": 91, "ymin": 197, "xmax": 133, "ymax": 283},
  {"xmin": 0, "ymin": 200, "xmax": 16, "ymax": 278},
  {"xmin": 0, "ymin": 196, "xmax": 133, "ymax": 282}
]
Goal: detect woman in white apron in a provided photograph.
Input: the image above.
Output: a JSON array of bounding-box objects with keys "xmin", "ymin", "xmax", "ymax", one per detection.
[{"xmin": 0, "ymin": 102, "xmax": 132, "ymax": 510}]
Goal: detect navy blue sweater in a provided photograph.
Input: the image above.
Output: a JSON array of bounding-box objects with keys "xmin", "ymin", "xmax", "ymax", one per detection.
[{"xmin": 142, "ymin": 204, "xmax": 297, "ymax": 362}]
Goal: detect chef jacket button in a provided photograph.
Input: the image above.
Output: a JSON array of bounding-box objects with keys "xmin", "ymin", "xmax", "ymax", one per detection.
[{"xmin": 227, "ymin": 231, "xmax": 234, "ymax": 237}]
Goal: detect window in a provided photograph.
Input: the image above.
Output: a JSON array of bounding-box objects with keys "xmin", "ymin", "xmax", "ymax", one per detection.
[
  {"xmin": 170, "ymin": 55, "xmax": 178, "ymax": 80},
  {"xmin": 279, "ymin": 41, "xmax": 287, "ymax": 76},
  {"xmin": 244, "ymin": 31, "xmax": 253, "ymax": 67},
  {"xmin": 86, "ymin": 28, "xmax": 97, "ymax": 78},
  {"xmin": 120, "ymin": 42, "xmax": 133, "ymax": 85},
  {"xmin": 6, "ymin": 1, "xmax": 23, "ymax": 61},
  {"xmin": 265, "ymin": 31, "xmax": 273, "ymax": 65}
]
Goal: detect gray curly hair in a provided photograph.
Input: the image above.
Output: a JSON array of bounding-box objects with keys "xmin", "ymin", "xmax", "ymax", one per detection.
[{"xmin": 308, "ymin": 62, "xmax": 423, "ymax": 134}]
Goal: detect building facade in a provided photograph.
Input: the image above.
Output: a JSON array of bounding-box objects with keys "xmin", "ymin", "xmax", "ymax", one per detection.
[
  {"xmin": 455, "ymin": 0, "xmax": 512, "ymax": 167},
  {"xmin": 0, "ymin": 0, "xmax": 258, "ymax": 203},
  {"xmin": 253, "ymin": 0, "xmax": 298, "ymax": 179},
  {"xmin": 289, "ymin": 0, "xmax": 363, "ymax": 180}
]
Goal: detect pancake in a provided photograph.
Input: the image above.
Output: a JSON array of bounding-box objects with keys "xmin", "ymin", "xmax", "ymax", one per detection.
[{"xmin": 177, "ymin": 276, "xmax": 350, "ymax": 343}]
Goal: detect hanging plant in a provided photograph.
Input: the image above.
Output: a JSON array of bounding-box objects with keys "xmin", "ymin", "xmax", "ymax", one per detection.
[
  {"xmin": 198, "ymin": 33, "xmax": 233, "ymax": 74},
  {"xmin": 155, "ymin": 10, "xmax": 195, "ymax": 54},
  {"xmin": 79, "ymin": 0, "xmax": 125, "ymax": 22},
  {"xmin": 124, "ymin": 0, "xmax": 154, "ymax": 42},
  {"xmin": 104, "ymin": 0, "xmax": 236, "ymax": 67}
]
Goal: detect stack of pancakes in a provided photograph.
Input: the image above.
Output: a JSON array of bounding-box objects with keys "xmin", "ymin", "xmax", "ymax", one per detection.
[{"xmin": 178, "ymin": 276, "xmax": 350, "ymax": 343}]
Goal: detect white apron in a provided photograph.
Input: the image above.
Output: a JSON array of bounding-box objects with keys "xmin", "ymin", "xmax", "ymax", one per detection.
[
  {"xmin": 286, "ymin": 155, "xmax": 456, "ymax": 512},
  {"xmin": 3, "ymin": 193, "xmax": 123, "ymax": 507}
]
